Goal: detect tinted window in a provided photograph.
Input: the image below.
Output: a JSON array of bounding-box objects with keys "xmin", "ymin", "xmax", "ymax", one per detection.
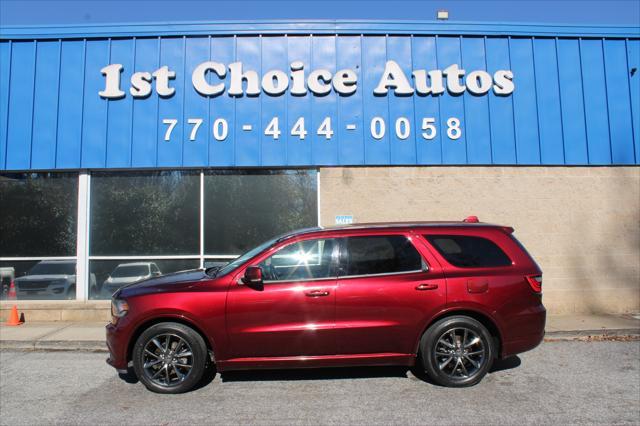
[
  {"xmin": 343, "ymin": 236, "xmax": 423, "ymax": 276},
  {"xmin": 259, "ymin": 239, "xmax": 336, "ymax": 282},
  {"xmin": 0, "ymin": 173, "xmax": 78, "ymax": 256},
  {"xmin": 426, "ymin": 235, "xmax": 512, "ymax": 268},
  {"xmin": 204, "ymin": 170, "xmax": 317, "ymax": 255},
  {"xmin": 90, "ymin": 171, "xmax": 200, "ymax": 256}
]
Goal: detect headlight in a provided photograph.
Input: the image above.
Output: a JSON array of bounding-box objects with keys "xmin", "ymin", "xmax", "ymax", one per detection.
[{"xmin": 110, "ymin": 299, "xmax": 129, "ymax": 324}]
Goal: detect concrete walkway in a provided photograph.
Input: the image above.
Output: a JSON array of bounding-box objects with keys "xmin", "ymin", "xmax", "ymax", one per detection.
[{"xmin": 1, "ymin": 313, "xmax": 639, "ymax": 352}]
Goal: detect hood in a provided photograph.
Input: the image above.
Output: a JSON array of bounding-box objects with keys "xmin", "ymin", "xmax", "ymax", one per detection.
[
  {"xmin": 15, "ymin": 274, "xmax": 72, "ymax": 281},
  {"xmin": 114, "ymin": 269, "xmax": 208, "ymax": 298}
]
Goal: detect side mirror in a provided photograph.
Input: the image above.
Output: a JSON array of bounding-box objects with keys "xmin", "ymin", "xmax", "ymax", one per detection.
[
  {"xmin": 152, "ymin": 271, "xmax": 161, "ymax": 276},
  {"xmin": 242, "ymin": 266, "xmax": 263, "ymax": 289}
]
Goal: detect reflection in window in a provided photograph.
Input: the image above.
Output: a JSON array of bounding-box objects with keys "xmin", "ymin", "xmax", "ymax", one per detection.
[
  {"xmin": 204, "ymin": 170, "xmax": 318, "ymax": 255},
  {"xmin": 1, "ymin": 260, "xmax": 80, "ymax": 300},
  {"xmin": 90, "ymin": 171, "xmax": 199, "ymax": 256},
  {"xmin": 259, "ymin": 239, "xmax": 336, "ymax": 282},
  {"xmin": 0, "ymin": 173, "xmax": 78, "ymax": 257},
  {"xmin": 89, "ymin": 259, "xmax": 200, "ymax": 299}
]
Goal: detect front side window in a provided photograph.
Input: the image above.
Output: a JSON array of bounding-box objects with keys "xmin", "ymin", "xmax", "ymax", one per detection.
[
  {"xmin": 259, "ymin": 239, "xmax": 337, "ymax": 282},
  {"xmin": 425, "ymin": 235, "xmax": 512, "ymax": 268},
  {"xmin": 342, "ymin": 235, "xmax": 424, "ymax": 277}
]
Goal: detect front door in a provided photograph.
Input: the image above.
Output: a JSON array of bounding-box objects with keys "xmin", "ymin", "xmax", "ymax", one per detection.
[
  {"xmin": 335, "ymin": 234, "xmax": 447, "ymax": 355},
  {"xmin": 226, "ymin": 237, "xmax": 339, "ymax": 358}
]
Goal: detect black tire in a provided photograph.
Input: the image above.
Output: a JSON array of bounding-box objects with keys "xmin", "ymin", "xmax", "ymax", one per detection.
[
  {"xmin": 132, "ymin": 322, "xmax": 208, "ymax": 394},
  {"xmin": 420, "ymin": 316, "xmax": 494, "ymax": 387}
]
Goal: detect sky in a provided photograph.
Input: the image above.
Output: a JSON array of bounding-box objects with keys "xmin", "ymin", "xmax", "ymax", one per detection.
[{"xmin": 1, "ymin": 0, "xmax": 639, "ymax": 27}]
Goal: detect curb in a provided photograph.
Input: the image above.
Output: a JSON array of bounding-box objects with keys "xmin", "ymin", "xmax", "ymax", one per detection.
[
  {"xmin": 0, "ymin": 340, "xmax": 107, "ymax": 352},
  {"xmin": 544, "ymin": 329, "xmax": 640, "ymax": 341}
]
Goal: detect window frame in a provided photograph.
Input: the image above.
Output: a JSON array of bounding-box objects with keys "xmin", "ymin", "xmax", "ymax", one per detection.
[{"xmin": 336, "ymin": 234, "xmax": 428, "ymax": 279}]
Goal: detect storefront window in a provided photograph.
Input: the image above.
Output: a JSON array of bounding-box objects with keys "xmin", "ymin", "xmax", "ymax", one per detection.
[
  {"xmin": 90, "ymin": 171, "xmax": 200, "ymax": 256},
  {"xmin": 203, "ymin": 170, "xmax": 318, "ymax": 255},
  {"xmin": 0, "ymin": 173, "xmax": 78, "ymax": 257},
  {"xmin": 0, "ymin": 173, "xmax": 78, "ymax": 301}
]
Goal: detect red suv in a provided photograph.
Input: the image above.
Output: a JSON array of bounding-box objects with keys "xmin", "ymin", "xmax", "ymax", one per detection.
[{"xmin": 106, "ymin": 218, "xmax": 545, "ymax": 393}]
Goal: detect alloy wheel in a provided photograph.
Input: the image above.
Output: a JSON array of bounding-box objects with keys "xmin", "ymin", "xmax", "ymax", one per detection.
[
  {"xmin": 142, "ymin": 333, "xmax": 194, "ymax": 387},
  {"xmin": 434, "ymin": 327, "xmax": 486, "ymax": 380}
]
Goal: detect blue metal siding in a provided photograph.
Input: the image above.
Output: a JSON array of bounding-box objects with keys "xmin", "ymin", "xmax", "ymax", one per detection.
[{"xmin": 0, "ymin": 23, "xmax": 638, "ymax": 170}]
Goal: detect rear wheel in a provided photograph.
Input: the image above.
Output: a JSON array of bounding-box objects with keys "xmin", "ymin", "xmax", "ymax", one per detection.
[
  {"xmin": 420, "ymin": 316, "xmax": 494, "ymax": 387},
  {"xmin": 132, "ymin": 322, "xmax": 208, "ymax": 394}
]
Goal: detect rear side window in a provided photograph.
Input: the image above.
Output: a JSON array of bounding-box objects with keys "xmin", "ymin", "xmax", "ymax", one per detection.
[
  {"xmin": 425, "ymin": 235, "xmax": 512, "ymax": 268},
  {"xmin": 343, "ymin": 235, "xmax": 423, "ymax": 276}
]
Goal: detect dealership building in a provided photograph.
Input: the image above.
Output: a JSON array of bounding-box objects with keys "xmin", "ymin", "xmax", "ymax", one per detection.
[{"xmin": 0, "ymin": 20, "xmax": 638, "ymax": 320}]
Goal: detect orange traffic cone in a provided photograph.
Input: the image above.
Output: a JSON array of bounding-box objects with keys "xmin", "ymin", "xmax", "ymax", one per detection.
[
  {"xmin": 5, "ymin": 305, "xmax": 23, "ymax": 326},
  {"xmin": 7, "ymin": 280, "xmax": 17, "ymax": 300}
]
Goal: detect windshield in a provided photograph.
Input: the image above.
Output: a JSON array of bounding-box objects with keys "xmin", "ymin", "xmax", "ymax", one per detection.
[
  {"xmin": 28, "ymin": 262, "xmax": 75, "ymax": 276},
  {"xmin": 214, "ymin": 235, "xmax": 283, "ymax": 277},
  {"xmin": 111, "ymin": 265, "xmax": 150, "ymax": 278}
]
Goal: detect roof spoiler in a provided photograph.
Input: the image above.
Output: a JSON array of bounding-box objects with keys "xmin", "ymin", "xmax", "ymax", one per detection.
[{"xmin": 463, "ymin": 216, "xmax": 514, "ymax": 234}]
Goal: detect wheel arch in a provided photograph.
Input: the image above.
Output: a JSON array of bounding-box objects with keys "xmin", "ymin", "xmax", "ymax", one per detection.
[
  {"xmin": 416, "ymin": 309, "xmax": 503, "ymax": 358},
  {"xmin": 127, "ymin": 316, "xmax": 216, "ymax": 363}
]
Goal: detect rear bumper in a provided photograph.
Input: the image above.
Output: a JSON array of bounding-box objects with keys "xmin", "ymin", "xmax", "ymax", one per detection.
[{"xmin": 501, "ymin": 304, "xmax": 546, "ymax": 358}]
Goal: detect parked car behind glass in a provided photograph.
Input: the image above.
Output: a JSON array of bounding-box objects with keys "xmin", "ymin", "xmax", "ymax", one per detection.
[
  {"xmin": 14, "ymin": 260, "xmax": 95, "ymax": 300},
  {"xmin": 102, "ymin": 262, "xmax": 161, "ymax": 296}
]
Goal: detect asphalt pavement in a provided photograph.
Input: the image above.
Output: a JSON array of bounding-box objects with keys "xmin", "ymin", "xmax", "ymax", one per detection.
[{"xmin": 1, "ymin": 340, "xmax": 639, "ymax": 425}]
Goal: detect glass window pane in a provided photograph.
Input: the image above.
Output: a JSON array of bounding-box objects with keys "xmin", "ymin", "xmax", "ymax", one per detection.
[
  {"xmin": 259, "ymin": 239, "xmax": 337, "ymax": 282},
  {"xmin": 90, "ymin": 171, "xmax": 200, "ymax": 256},
  {"xmin": 89, "ymin": 259, "xmax": 200, "ymax": 299},
  {"xmin": 204, "ymin": 170, "xmax": 318, "ymax": 255},
  {"xmin": 1, "ymin": 260, "xmax": 78, "ymax": 300},
  {"xmin": 344, "ymin": 236, "xmax": 423, "ymax": 276},
  {"xmin": 0, "ymin": 173, "xmax": 78, "ymax": 257},
  {"xmin": 425, "ymin": 235, "xmax": 512, "ymax": 268}
]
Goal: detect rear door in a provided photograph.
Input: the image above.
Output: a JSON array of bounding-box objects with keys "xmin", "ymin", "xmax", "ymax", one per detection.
[{"xmin": 334, "ymin": 233, "xmax": 446, "ymax": 356}]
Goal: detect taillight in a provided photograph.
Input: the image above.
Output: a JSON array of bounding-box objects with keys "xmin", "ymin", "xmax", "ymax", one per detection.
[{"xmin": 525, "ymin": 275, "xmax": 542, "ymax": 293}]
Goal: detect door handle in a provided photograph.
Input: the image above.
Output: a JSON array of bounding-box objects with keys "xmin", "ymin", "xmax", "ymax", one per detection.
[
  {"xmin": 305, "ymin": 290, "xmax": 330, "ymax": 297},
  {"xmin": 415, "ymin": 283, "xmax": 438, "ymax": 291}
]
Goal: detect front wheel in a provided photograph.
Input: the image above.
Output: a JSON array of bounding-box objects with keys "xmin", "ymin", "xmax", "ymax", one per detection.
[
  {"xmin": 420, "ymin": 316, "xmax": 494, "ymax": 387},
  {"xmin": 132, "ymin": 322, "xmax": 208, "ymax": 394}
]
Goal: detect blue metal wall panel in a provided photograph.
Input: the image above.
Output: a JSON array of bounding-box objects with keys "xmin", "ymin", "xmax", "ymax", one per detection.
[
  {"xmin": 580, "ymin": 39, "xmax": 612, "ymax": 164},
  {"xmin": 310, "ymin": 35, "xmax": 338, "ymax": 165},
  {"xmin": 603, "ymin": 39, "xmax": 635, "ymax": 164},
  {"xmin": 286, "ymin": 36, "xmax": 312, "ymax": 166},
  {"xmin": 0, "ymin": 42, "xmax": 11, "ymax": 169},
  {"xmin": 260, "ymin": 36, "xmax": 287, "ymax": 166},
  {"xmin": 182, "ymin": 37, "xmax": 210, "ymax": 167},
  {"xmin": 485, "ymin": 37, "xmax": 516, "ymax": 163},
  {"xmin": 533, "ymin": 38, "xmax": 565, "ymax": 164},
  {"xmin": 31, "ymin": 40, "xmax": 60, "ymax": 169},
  {"xmin": 412, "ymin": 36, "xmax": 442, "ymax": 164},
  {"xmin": 81, "ymin": 39, "xmax": 109, "ymax": 168},
  {"xmin": 55, "ymin": 40, "xmax": 84, "ymax": 169},
  {"xmin": 336, "ymin": 35, "xmax": 364, "ymax": 165},
  {"xmin": 0, "ymin": 28, "xmax": 638, "ymax": 170},
  {"xmin": 234, "ymin": 36, "xmax": 260, "ymax": 166},
  {"xmin": 130, "ymin": 38, "xmax": 160, "ymax": 168},
  {"xmin": 105, "ymin": 39, "xmax": 134, "ymax": 168},
  {"xmin": 437, "ymin": 37, "xmax": 467, "ymax": 164},
  {"xmin": 209, "ymin": 36, "xmax": 235, "ymax": 167},
  {"xmin": 362, "ymin": 36, "xmax": 389, "ymax": 164},
  {"xmin": 628, "ymin": 40, "xmax": 640, "ymax": 162},
  {"xmin": 510, "ymin": 38, "xmax": 541, "ymax": 164},
  {"xmin": 556, "ymin": 38, "xmax": 588, "ymax": 164},
  {"xmin": 461, "ymin": 37, "xmax": 492, "ymax": 164},
  {"xmin": 6, "ymin": 41, "xmax": 35, "ymax": 170},
  {"xmin": 387, "ymin": 36, "xmax": 417, "ymax": 165}
]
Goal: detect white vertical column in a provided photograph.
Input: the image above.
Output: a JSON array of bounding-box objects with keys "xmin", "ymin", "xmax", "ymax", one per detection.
[
  {"xmin": 199, "ymin": 171, "xmax": 205, "ymax": 269},
  {"xmin": 76, "ymin": 172, "xmax": 91, "ymax": 301}
]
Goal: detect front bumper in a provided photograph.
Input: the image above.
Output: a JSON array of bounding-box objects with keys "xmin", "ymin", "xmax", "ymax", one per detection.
[{"xmin": 105, "ymin": 322, "xmax": 129, "ymax": 371}]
